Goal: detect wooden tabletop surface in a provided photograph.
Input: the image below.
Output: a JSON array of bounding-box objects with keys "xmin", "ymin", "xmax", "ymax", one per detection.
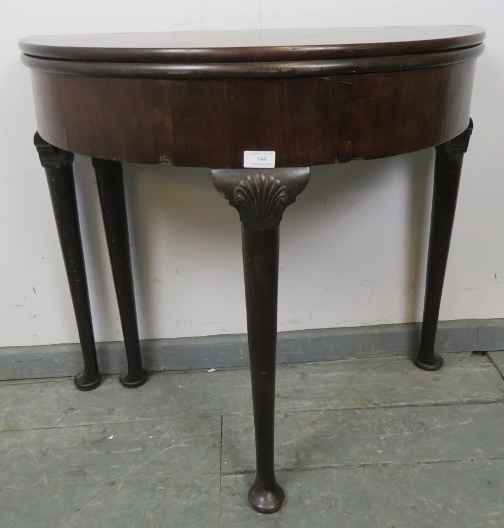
[
  {"xmin": 21, "ymin": 26, "xmax": 484, "ymax": 165},
  {"xmin": 19, "ymin": 26, "xmax": 485, "ymax": 63}
]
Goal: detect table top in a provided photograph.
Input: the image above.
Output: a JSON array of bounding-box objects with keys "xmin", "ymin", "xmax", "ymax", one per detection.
[
  {"xmin": 19, "ymin": 26, "xmax": 485, "ymax": 80},
  {"xmin": 20, "ymin": 26, "xmax": 485, "ymax": 63},
  {"xmin": 21, "ymin": 26, "xmax": 484, "ymax": 166}
]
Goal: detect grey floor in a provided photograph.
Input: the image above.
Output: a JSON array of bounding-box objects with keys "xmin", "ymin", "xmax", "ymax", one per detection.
[{"xmin": 2, "ymin": 351, "xmax": 504, "ymax": 527}]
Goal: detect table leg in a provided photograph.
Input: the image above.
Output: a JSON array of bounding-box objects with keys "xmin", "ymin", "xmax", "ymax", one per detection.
[
  {"xmin": 34, "ymin": 133, "xmax": 102, "ymax": 390},
  {"xmin": 92, "ymin": 158, "xmax": 147, "ymax": 388},
  {"xmin": 212, "ymin": 167, "xmax": 310, "ymax": 513},
  {"xmin": 414, "ymin": 120, "xmax": 473, "ymax": 370}
]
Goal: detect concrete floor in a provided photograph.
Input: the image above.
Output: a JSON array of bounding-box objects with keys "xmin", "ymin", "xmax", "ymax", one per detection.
[{"xmin": 1, "ymin": 351, "xmax": 504, "ymax": 527}]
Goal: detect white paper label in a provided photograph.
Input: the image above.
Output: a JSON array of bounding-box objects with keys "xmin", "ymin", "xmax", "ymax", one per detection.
[{"xmin": 243, "ymin": 151, "xmax": 276, "ymax": 169}]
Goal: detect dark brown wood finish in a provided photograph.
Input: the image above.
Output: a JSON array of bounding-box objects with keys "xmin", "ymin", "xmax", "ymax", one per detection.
[
  {"xmin": 21, "ymin": 46, "xmax": 482, "ymax": 79},
  {"xmin": 22, "ymin": 27, "xmax": 484, "ymax": 166},
  {"xmin": 212, "ymin": 168, "xmax": 310, "ymax": 513},
  {"xmin": 92, "ymin": 159, "xmax": 148, "ymax": 388},
  {"xmin": 414, "ymin": 120, "xmax": 473, "ymax": 370},
  {"xmin": 21, "ymin": 27, "xmax": 484, "ymax": 512},
  {"xmin": 33, "ymin": 133, "xmax": 101, "ymax": 391},
  {"xmin": 28, "ymin": 61, "xmax": 477, "ymax": 166},
  {"xmin": 241, "ymin": 225, "xmax": 284, "ymax": 514},
  {"xmin": 19, "ymin": 26, "xmax": 484, "ymax": 63}
]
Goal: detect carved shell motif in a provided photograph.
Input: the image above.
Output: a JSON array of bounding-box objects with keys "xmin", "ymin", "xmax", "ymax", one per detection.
[{"xmin": 233, "ymin": 173, "xmax": 288, "ymax": 221}]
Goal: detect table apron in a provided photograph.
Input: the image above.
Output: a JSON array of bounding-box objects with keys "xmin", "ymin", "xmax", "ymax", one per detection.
[{"xmin": 30, "ymin": 60, "xmax": 476, "ymax": 167}]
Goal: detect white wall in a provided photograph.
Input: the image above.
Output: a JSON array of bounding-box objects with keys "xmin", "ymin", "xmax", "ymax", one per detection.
[{"xmin": 2, "ymin": 1, "xmax": 503, "ymax": 347}]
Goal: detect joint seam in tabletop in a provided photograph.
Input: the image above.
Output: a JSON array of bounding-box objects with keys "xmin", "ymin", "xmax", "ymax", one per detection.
[{"xmin": 20, "ymin": 45, "xmax": 484, "ymax": 80}]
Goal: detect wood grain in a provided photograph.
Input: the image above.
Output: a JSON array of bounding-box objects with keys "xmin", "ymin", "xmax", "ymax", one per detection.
[
  {"xmin": 19, "ymin": 26, "xmax": 485, "ymax": 63},
  {"xmin": 30, "ymin": 61, "xmax": 477, "ymax": 167}
]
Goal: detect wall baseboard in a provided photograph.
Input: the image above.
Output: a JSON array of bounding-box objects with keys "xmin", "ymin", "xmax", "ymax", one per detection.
[{"xmin": 2, "ymin": 319, "xmax": 503, "ymax": 381}]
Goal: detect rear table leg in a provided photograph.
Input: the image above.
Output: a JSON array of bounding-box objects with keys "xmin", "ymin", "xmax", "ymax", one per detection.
[
  {"xmin": 34, "ymin": 133, "xmax": 101, "ymax": 390},
  {"xmin": 93, "ymin": 158, "xmax": 147, "ymax": 388}
]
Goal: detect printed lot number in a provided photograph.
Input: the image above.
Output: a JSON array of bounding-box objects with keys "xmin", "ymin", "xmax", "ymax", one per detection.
[{"xmin": 243, "ymin": 151, "xmax": 276, "ymax": 168}]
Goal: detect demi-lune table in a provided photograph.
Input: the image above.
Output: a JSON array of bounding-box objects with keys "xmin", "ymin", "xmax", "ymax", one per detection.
[{"xmin": 20, "ymin": 26, "xmax": 485, "ymax": 513}]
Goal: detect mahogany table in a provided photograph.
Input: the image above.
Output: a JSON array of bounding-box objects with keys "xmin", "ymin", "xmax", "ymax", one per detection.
[{"xmin": 20, "ymin": 26, "xmax": 485, "ymax": 513}]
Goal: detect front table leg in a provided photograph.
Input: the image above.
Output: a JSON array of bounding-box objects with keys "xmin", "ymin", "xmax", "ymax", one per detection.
[
  {"xmin": 212, "ymin": 168, "xmax": 310, "ymax": 513},
  {"xmin": 415, "ymin": 120, "xmax": 473, "ymax": 370},
  {"xmin": 34, "ymin": 133, "xmax": 101, "ymax": 390},
  {"xmin": 92, "ymin": 159, "xmax": 147, "ymax": 388}
]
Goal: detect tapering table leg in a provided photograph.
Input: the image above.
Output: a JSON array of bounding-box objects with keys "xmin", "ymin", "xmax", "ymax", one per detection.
[
  {"xmin": 212, "ymin": 167, "xmax": 310, "ymax": 513},
  {"xmin": 92, "ymin": 159, "xmax": 147, "ymax": 388},
  {"xmin": 34, "ymin": 133, "xmax": 101, "ymax": 391},
  {"xmin": 414, "ymin": 120, "xmax": 473, "ymax": 370}
]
